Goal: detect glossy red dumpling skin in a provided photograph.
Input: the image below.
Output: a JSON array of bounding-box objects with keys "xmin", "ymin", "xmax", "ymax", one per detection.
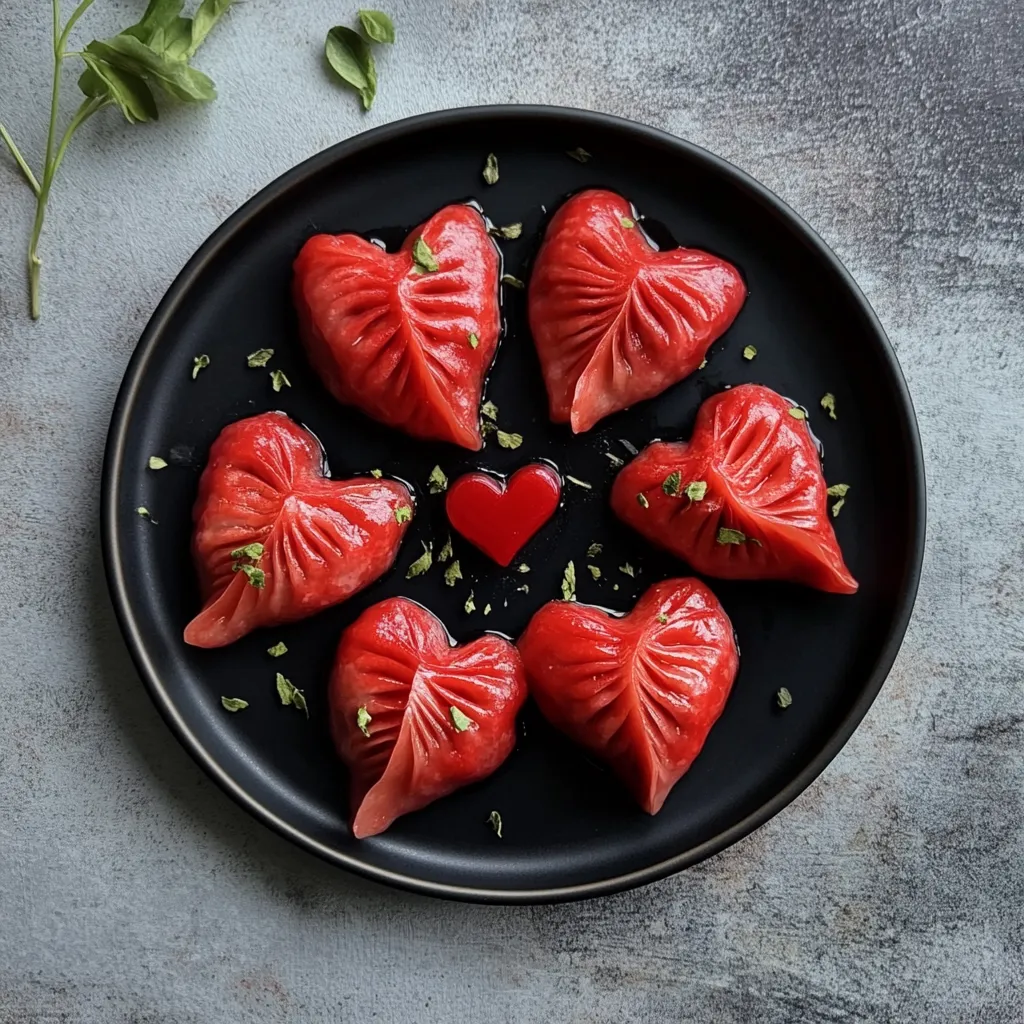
[
  {"xmin": 330, "ymin": 598, "xmax": 527, "ymax": 838},
  {"xmin": 293, "ymin": 204, "xmax": 500, "ymax": 449},
  {"xmin": 611, "ymin": 384, "xmax": 857, "ymax": 593},
  {"xmin": 518, "ymin": 579, "xmax": 739, "ymax": 814},
  {"xmin": 528, "ymin": 189, "xmax": 746, "ymax": 433},
  {"xmin": 184, "ymin": 412, "xmax": 413, "ymax": 648}
]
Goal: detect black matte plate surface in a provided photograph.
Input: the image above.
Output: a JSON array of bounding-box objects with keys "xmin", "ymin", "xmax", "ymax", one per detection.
[{"xmin": 102, "ymin": 106, "xmax": 925, "ymax": 903}]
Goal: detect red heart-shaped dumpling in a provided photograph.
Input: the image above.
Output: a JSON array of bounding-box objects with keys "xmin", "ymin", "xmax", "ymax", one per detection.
[
  {"xmin": 330, "ymin": 598, "xmax": 527, "ymax": 838},
  {"xmin": 518, "ymin": 579, "xmax": 739, "ymax": 814},
  {"xmin": 184, "ymin": 412, "xmax": 413, "ymax": 648},
  {"xmin": 611, "ymin": 384, "xmax": 857, "ymax": 593},
  {"xmin": 293, "ymin": 204, "xmax": 500, "ymax": 449},
  {"xmin": 445, "ymin": 464, "xmax": 562, "ymax": 566},
  {"xmin": 528, "ymin": 189, "xmax": 746, "ymax": 433}
]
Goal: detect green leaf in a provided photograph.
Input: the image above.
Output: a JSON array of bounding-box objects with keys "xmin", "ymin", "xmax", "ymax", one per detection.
[
  {"xmin": 820, "ymin": 392, "xmax": 837, "ymax": 420},
  {"xmin": 405, "ymin": 542, "xmax": 433, "ymax": 579},
  {"xmin": 158, "ymin": 19, "xmax": 195, "ymax": 60},
  {"xmin": 662, "ymin": 471, "xmax": 681, "ymax": 497},
  {"xmin": 482, "ymin": 152, "xmax": 499, "ymax": 185},
  {"xmin": 493, "ymin": 222, "xmax": 522, "ymax": 239},
  {"xmin": 230, "ymin": 542, "xmax": 264, "ymax": 561},
  {"xmin": 716, "ymin": 527, "xmax": 747, "ymax": 545},
  {"xmin": 325, "ymin": 25, "xmax": 377, "ymax": 110},
  {"xmin": 483, "ymin": 603, "xmax": 492, "ymax": 615},
  {"xmin": 586, "ymin": 543, "xmax": 602, "ymax": 557},
  {"xmin": 80, "ymin": 56, "xmax": 159, "ymax": 123},
  {"xmin": 148, "ymin": 456, "xmax": 168, "ymax": 470},
  {"xmin": 85, "ymin": 37, "xmax": 216, "ymax": 102},
  {"xmin": 468, "ymin": 333, "xmax": 479, "ymax": 349},
  {"xmin": 427, "ymin": 465, "xmax": 448, "ymax": 493},
  {"xmin": 566, "ymin": 475, "xmax": 591, "ymax": 489},
  {"xmin": 192, "ymin": 353, "xmax": 209, "ymax": 378},
  {"xmin": 684, "ymin": 480, "xmax": 708, "ymax": 502},
  {"xmin": 189, "ymin": 0, "xmax": 234, "ymax": 57},
  {"xmin": 487, "ymin": 810, "xmax": 503, "ymax": 838},
  {"xmin": 449, "ymin": 705, "xmax": 473, "ymax": 732},
  {"xmin": 136, "ymin": 506, "xmax": 152, "ymax": 519},
  {"xmin": 587, "ymin": 564, "xmax": 601, "ymax": 580},
  {"xmin": 276, "ymin": 673, "xmax": 308, "ymax": 716},
  {"xmin": 394, "ymin": 504, "xmax": 413, "ymax": 524},
  {"xmin": 831, "ymin": 497, "xmax": 846, "ymax": 518},
  {"xmin": 358, "ymin": 9, "xmax": 396, "ymax": 43},
  {"xmin": 826, "ymin": 483, "xmax": 849, "ymax": 498},
  {"xmin": 561, "ymin": 561, "xmax": 576, "ymax": 601},
  {"xmin": 356, "ymin": 705, "xmax": 372, "ymax": 737},
  {"xmin": 444, "ymin": 559, "xmax": 462, "ymax": 586},
  {"xmin": 657, "ymin": 613, "xmax": 668, "ymax": 624},
  {"xmin": 438, "ymin": 536, "xmax": 453, "ymax": 563},
  {"xmin": 411, "ymin": 237, "xmax": 439, "ymax": 273},
  {"xmin": 501, "ymin": 274, "xmax": 524, "ymax": 289},
  {"xmin": 234, "ymin": 563, "xmax": 265, "ymax": 588},
  {"xmin": 123, "ymin": 1, "xmax": 185, "ymax": 46},
  {"xmin": 776, "ymin": 687, "xmax": 793, "ymax": 709},
  {"xmin": 480, "ymin": 400, "xmax": 498, "ymax": 421},
  {"xmin": 517, "ymin": 563, "xmax": 530, "ymax": 573},
  {"xmin": 566, "ymin": 147, "xmax": 591, "ymax": 163},
  {"xmin": 620, "ymin": 216, "xmax": 635, "ymax": 229},
  {"xmin": 742, "ymin": 345, "xmax": 757, "ymax": 360},
  {"xmin": 496, "ymin": 430, "xmax": 522, "ymax": 449},
  {"xmin": 619, "ymin": 562, "xmax": 634, "ymax": 577},
  {"xmin": 636, "ymin": 493, "xmax": 649, "ymax": 509},
  {"xmin": 220, "ymin": 696, "xmax": 248, "ymax": 711},
  {"xmin": 267, "ymin": 642, "xmax": 288, "ymax": 657},
  {"xmin": 247, "ymin": 347, "xmax": 274, "ymax": 367},
  {"xmin": 464, "ymin": 590, "xmax": 476, "ymax": 614},
  {"xmin": 270, "ymin": 369, "xmax": 291, "ymax": 392},
  {"xmin": 369, "ymin": 468, "xmax": 383, "ymax": 478},
  {"xmin": 788, "ymin": 407, "xmax": 806, "ymax": 420}
]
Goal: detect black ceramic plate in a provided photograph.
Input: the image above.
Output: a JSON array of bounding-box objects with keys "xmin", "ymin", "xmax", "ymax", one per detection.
[{"xmin": 102, "ymin": 106, "xmax": 925, "ymax": 903}]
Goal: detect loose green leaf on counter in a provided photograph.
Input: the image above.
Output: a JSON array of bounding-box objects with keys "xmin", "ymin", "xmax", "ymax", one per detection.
[
  {"xmin": 267, "ymin": 641, "xmax": 288, "ymax": 658},
  {"xmin": 427, "ymin": 465, "xmax": 448, "ymax": 493},
  {"xmin": 221, "ymin": 696, "xmax": 248, "ymax": 712},
  {"xmin": 405, "ymin": 542, "xmax": 433, "ymax": 579},
  {"xmin": 270, "ymin": 369, "xmax": 291, "ymax": 392},
  {"xmin": 247, "ymin": 348, "xmax": 274, "ymax": 367},
  {"xmin": 192, "ymin": 354, "xmax": 210, "ymax": 378},
  {"xmin": 412, "ymin": 236, "xmax": 439, "ymax": 272},
  {"xmin": 450, "ymin": 705, "xmax": 473, "ymax": 731},
  {"xmin": 482, "ymin": 152, "xmax": 499, "ymax": 185},
  {"xmin": 325, "ymin": 25, "xmax": 376, "ymax": 110},
  {"xmin": 148, "ymin": 456, "xmax": 168, "ymax": 470},
  {"xmin": 358, "ymin": 9, "xmax": 395, "ymax": 43},
  {"xmin": 561, "ymin": 561, "xmax": 576, "ymax": 602},
  {"xmin": 356, "ymin": 705, "xmax": 372, "ymax": 737}
]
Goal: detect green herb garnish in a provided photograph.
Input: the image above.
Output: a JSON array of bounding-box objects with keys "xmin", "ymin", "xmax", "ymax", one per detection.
[
  {"xmin": 450, "ymin": 705, "xmax": 474, "ymax": 731},
  {"xmin": 517, "ymin": 563, "xmax": 530, "ymax": 573},
  {"xmin": 468, "ymin": 332, "xmax": 479, "ymax": 349},
  {"xmin": 192, "ymin": 354, "xmax": 210, "ymax": 379},
  {"xmin": 496, "ymin": 430, "xmax": 523, "ymax": 449},
  {"xmin": 482, "ymin": 152, "xmax": 499, "ymax": 185},
  {"xmin": 501, "ymin": 274, "xmax": 525, "ymax": 289},
  {"xmin": 561, "ymin": 561, "xmax": 576, "ymax": 601},
  {"xmin": 587, "ymin": 564, "xmax": 601, "ymax": 580},
  {"xmin": 494, "ymin": 222, "xmax": 522, "ymax": 239},
  {"xmin": 234, "ymin": 564, "xmax": 265, "ymax": 588},
  {"xmin": 275, "ymin": 673, "xmax": 308, "ymax": 717},
  {"xmin": 444, "ymin": 559, "xmax": 462, "ymax": 586},
  {"xmin": 247, "ymin": 348, "xmax": 274, "ymax": 368},
  {"xmin": 716, "ymin": 527, "xmax": 747, "ymax": 545},
  {"xmin": 566, "ymin": 147, "xmax": 591, "ymax": 163},
  {"xmin": 427, "ymin": 465, "xmax": 448, "ymax": 494},
  {"xmin": 698, "ymin": 358, "xmax": 708, "ymax": 369},
  {"xmin": 369, "ymin": 468, "xmax": 383, "ymax": 478},
  {"xmin": 620, "ymin": 216, "xmax": 635, "ymax": 229},
  {"xmin": 832, "ymin": 498, "xmax": 846, "ymax": 517},
  {"xmin": 1, "ymin": 0, "xmax": 234, "ymax": 319},
  {"xmin": 230, "ymin": 543, "xmax": 264, "ymax": 561},
  {"xmin": 356, "ymin": 704, "xmax": 372, "ymax": 737},
  {"xmin": 267, "ymin": 642, "xmax": 288, "ymax": 658},
  {"xmin": 685, "ymin": 480, "xmax": 708, "ymax": 502},
  {"xmin": 481, "ymin": 400, "xmax": 499, "ymax": 421},
  {"xmin": 586, "ymin": 543, "xmax": 603, "ymax": 557},
  {"xmin": 464, "ymin": 590, "xmax": 476, "ymax": 614},
  {"xmin": 231, "ymin": 541, "xmax": 266, "ymax": 589},
  {"xmin": 220, "ymin": 696, "xmax": 248, "ymax": 712},
  {"xmin": 148, "ymin": 456, "xmax": 168, "ymax": 470},
  {"xmin": 394, "ymin": 504, "xmax": 413, "ymax": 524},
  {"xmin": 405, "ymin": 542, "xmax": 433, "ymax": 579},
  {"xmin": 438, "ymin": 536, "xmax": 453, "ymax": 563},
  {"xmin": 566, "ymin": 475, "xmax": 592, "ymax": 489},
  {"xmin": 776, "ymin": 687, "xmax": 793, "ymax": 709},
  {"xmin": 487, "ymin": 810, "xmax": 503, "ymax": 837},
  {"xmin": 412, "ymin": 236, "xmax": 439, "ymax": 273},
  {"xmin": 136, "ymin": 506, "xmax": 154, "ymax": 521},
  {"xmin": 662, "ymin": 471, "xmax": 682, "ymax": 497},
  {"xmin": 619, "ymin": 563, "xmax": 634, "ymax": 577},
  {"xmin": 325, "ymin": 25, "xmax": 377, "ymax": 110},
  {"xmin": 821, "ymin": 392, "xmax": 837, "ymax": 420},
  {"xmin": 517, "ymin": 583, "xmax": 529, "ymax": 594},
  {"xmin": 270, "ymin": 369, "xmax": 291, "ymax": 392},
  {"xmin": 742, "ymin": 345, "xmax": 757, "ymax": 360},
  {"xmin": 657, "ymin": 613, "xmax": 668, "ymax": 624},
  {"xmin": 358, "ymin": 9, "xmax": 396, "ymax": 43},
  {"xmin": 826, "ymin": 483, "xmax": 849, "ymax": 498},
  {"xmin": 483, "ymin": 603, "xmax": 492, "ymax": 616},
  {"xmin": 788, "ymin": 407, "xmax": 806, "ymax": 420},
  {"xmin": 636, "ymin": 493, "xmax": 649, "ymax": 509}
]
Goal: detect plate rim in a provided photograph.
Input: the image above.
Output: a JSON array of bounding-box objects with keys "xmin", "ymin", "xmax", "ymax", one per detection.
[{"xmin": 101, "ymin": 104, "xmax": 927, "ymax": 904}]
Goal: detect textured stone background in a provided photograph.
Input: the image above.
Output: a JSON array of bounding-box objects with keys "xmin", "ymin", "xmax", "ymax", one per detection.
[{"xmin": 1, "ymin": 0, "xmax": 1022, "ymax": 1020}]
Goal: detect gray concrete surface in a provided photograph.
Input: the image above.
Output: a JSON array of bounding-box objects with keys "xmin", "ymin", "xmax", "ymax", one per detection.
[{"xmin": 1, "ymin": 0, "xmax": 1022, "ymax": 1020}]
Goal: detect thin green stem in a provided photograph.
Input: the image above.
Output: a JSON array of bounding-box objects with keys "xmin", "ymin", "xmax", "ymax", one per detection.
[
  {"xmin": 57, "ymin": 0, "xmax": 98, "ymax": 53},
  {"xmin": 0, "ymin": 123, "xmax": 41, "ymax": 196}
]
